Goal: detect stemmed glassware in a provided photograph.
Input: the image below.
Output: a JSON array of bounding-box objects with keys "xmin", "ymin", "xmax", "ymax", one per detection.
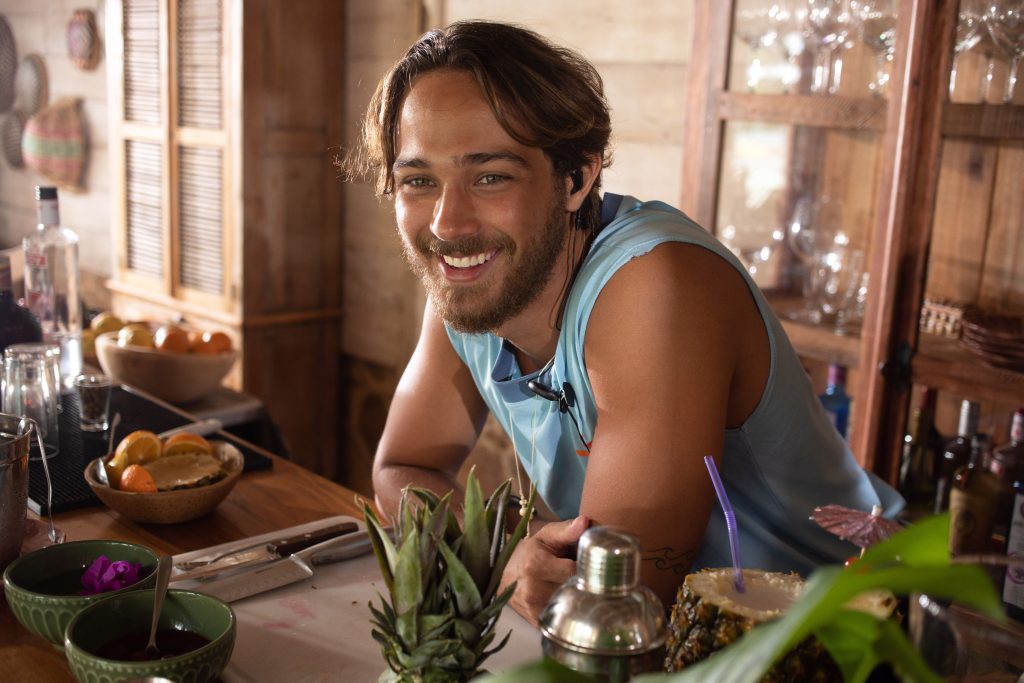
[
  {"xmin": 805, "ymin": 0, "xmax": 854, "ymax": 93},
  {"xmin": 785, "ymin": 194, "xmax": 865, "ymax": 331},
  {"xmin": 855, "ymin": 0, "xmax": 898, "ymax": 95},
  {"xmin": 986, "ymin": 0, "xmax": 1024, "ymax": 102},
  {"xmin": 950, "ymin": 0, "xmax": 1008, "ymax": 101}
]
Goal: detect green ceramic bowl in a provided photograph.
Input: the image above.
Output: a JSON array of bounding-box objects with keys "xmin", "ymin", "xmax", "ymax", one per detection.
[
  {"xmin": 65, "ymin": 589, "xmax": 236, "ymax": 683},
  {"xmin": 3, "ymin": 539, "xmax": 159, "ymax": 647}
]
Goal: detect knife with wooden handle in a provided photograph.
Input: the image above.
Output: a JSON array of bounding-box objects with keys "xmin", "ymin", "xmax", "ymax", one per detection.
[
  {"xmin": 172, "ymin": 521, "xmax": 359, "ymax": 581},
  {"xmin": 195, "ymin": 528, "xmax": 381, "ymax": 603}
]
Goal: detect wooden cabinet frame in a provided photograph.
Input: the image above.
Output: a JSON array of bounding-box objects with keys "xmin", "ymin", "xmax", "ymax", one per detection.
[{"xmin": 685, "ymin": 0, "xmax": 1024, "ymax": 481}]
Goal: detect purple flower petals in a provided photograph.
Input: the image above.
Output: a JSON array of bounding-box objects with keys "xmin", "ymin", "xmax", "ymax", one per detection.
[{"xmin": 80, "ymin": 555, "xmax": 144, "ymax": 595}]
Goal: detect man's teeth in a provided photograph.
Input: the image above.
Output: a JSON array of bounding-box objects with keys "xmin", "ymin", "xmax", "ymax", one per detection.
[{"xmin": 442, "ymin": 251, "xmax": 492, "ymax": 268}]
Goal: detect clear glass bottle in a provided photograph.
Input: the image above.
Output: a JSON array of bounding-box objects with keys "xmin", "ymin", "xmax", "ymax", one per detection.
[
  {"xmin": 934, "ymin": 399, "xmax": 980, "ymax": 514},
  {"xmin": 23, "ymin": 186, "xmax": 81, "ymax": 389},
  {"xmin": 0, "ymin": 254, "xmax": 42, "ymax": 355},
  {"xmin": 819, "ymin": 363, "xmax": 851, "ymax": 439},
  {"xmin": 949, "ymin": 433, "xmax": 1001, "ymax": 556},
  {"xmin": 898, "ymin": 386, "xmax": 938, "ymax": 512}
]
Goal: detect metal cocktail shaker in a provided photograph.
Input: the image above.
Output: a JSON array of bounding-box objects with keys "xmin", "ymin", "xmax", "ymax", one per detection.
[
  {"xmin": 539, "ymin": 526, "xmax": 667, "ymax": 682},
  {"xmin": 0, "ymin": 413, "xmax": 31, "ymax": 571}
]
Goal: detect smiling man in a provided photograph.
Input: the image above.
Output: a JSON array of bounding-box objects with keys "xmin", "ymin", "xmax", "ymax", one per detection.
[{"xmin": 344, "ymin": 20, "xmax": 902, "ymax": 627}]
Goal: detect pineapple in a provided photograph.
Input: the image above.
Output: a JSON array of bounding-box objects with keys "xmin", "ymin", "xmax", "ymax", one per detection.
[
  {"xmin": 362, "ymin": 471, "xmax": 535, "ymax": 683},
  {"xmin": 665, "ymin": 569, "xmax": 897, "ymax": 682}
]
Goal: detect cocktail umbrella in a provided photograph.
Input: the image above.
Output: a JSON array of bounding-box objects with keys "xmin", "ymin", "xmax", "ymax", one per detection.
[{"xmin": 811, "ymin": 504, "xmax": 902, "ymax": 549}]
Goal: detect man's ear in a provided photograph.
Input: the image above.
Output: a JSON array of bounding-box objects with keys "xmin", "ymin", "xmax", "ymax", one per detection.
[{"xmin": 566, "ymin": 156, "xmax": 601, "ymax": 211}]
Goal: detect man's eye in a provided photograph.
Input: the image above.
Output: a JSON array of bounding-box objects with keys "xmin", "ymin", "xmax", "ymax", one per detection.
[
  {"xmin": 400, "ymin": 177, "xmax": 432, "ymax": 188},
  {"xmin": 478, "ymin": 174, "xmax": 508, "ymax": 186}
]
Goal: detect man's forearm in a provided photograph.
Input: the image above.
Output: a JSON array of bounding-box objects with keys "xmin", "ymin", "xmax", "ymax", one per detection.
[{"xmin": 372, "ymin": 463, "xmax": 465, "ymax": 521}]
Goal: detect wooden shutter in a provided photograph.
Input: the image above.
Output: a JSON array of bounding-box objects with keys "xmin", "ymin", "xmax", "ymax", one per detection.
[
  {"xmin": 125, "ymin": 140, "xmax": 164, "ymax": 279},
  {"xmin": 177, "ymin": 145, "xmax": 223, "ymax": 294},
  {"xmin": 177, "ymin": 0, "xmax": 222, "ymax": 129},
  {"xmin": 123, "ymin": 0, "xmax": 161, "ymax": 124}
]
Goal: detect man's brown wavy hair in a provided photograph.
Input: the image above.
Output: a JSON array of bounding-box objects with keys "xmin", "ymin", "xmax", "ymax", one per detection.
[{"xmin": 342, "ymin": 20, "xmax": 612, "ymax": 231}]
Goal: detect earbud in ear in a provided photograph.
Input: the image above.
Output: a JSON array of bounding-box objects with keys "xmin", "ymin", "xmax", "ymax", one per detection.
[{"xmin": 569, "ymin": 169, "xmax": 583, "ymax": 194}]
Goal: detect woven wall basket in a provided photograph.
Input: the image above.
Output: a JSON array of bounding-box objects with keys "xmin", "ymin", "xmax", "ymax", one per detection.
[
  {"xmin": 2, "ymin": 109, "xmax": 24, "ymax": 167},
  {"xmin": 67, "ymin": 9, "xmax": 100, "ymax": 71},
  {"xmin": 23, "ymin": 97, "xmax": 87, "ymax": 191}
]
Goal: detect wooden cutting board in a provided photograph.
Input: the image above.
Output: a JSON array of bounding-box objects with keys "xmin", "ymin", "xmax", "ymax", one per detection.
[{"xmin": 173, "ymin": 516, "xmax": 542, "ymax": 680}]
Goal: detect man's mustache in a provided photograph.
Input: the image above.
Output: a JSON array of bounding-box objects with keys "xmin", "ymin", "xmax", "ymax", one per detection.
[{"xmin": 413, "ymin": 233, "xmax": 513, "ymax": 258}]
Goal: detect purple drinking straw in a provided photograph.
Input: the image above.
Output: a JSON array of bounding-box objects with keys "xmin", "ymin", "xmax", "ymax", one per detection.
[{"xmin": 704, "ymin": 454, "xmax": 745, "ymax": 593}]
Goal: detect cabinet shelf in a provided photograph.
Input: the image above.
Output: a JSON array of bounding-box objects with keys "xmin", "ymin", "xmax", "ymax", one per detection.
[
  {"xmin": 770, "ymin": 297, "xmax": 861, "ymax": 368},
  {"xmin": 941, "ymin": 103, "xmax": 1024, "ymax": 140},
  {"xmin": 913, "ymin": 334, "xmax": 1024, "ymax": 406},
  {"xmin": 717, "ymin": 92, "xmax": 887, "ymax": 131}
]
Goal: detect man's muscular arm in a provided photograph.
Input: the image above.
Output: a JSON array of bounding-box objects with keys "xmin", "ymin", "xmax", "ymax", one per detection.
[
  {"xmin": 373, "ymin": 301, "xmax": 489, "ymax": 519},
  {"xmin": 580, "ymin": 242, "xmax": 768, "ymax": 606}
]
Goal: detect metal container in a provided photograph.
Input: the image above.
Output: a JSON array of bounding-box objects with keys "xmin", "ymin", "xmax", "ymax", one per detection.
[
  {"xmin": 539, "ymin": 526, "xmax": 667, "ymax": 682},
  {"xmin": 0, "ymin": 412, "xmax": 31, "ymax": 572}
]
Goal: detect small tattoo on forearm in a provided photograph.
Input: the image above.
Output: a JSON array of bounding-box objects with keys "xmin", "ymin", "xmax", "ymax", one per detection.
[{"xmin": 643, "ymin": 547, "xmax": 695, "ymax": 576}]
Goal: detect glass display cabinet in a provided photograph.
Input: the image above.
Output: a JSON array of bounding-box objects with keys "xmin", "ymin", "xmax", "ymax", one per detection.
[{"xmin": 684, "ymin": 0, "xmax": 1024, "ymax": 484}]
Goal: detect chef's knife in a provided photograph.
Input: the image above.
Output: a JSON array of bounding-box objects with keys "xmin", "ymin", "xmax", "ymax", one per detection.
[
  {"xmin": 158, "ymin": 419, "xmax": 223, "ymax": 440},
  {"xmin": 196, "ymin": 528, "xmax": 380, "ymax": 603},
  {"xmin": 172, "ymin": 521, "xmax": 359, "ymax": 581}
]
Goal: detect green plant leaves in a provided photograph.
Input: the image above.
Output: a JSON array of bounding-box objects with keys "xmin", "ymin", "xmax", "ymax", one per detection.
[{"xmin": 367, "ymin": 473, "xmax": 534, "ymax": 681}]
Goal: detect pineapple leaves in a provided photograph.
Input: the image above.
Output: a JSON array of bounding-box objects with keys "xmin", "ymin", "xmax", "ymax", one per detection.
[
  {"xmin": 484, "ymin": 484, "xmax": 536, "ymax": 604},
  {"xmin": 361, "ymin": 499, "xmax": 397, "ymax": 594},
  {"xmin": 462, "ymin": 470, "xmax": 492, "ymax": 592},
  {"xmin": 438, "ymin": 540, "xmax": 484, "ymax": 616},
  {"xmin": 394, "ymin": 527, "xmax": 423, "ymax": 647},
  {"xmin": 366, "ymin": 472, "xmax": 527, "ymax": 681}
]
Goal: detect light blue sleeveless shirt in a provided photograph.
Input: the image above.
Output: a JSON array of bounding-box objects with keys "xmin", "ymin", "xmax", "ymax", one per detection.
[{"xmin": 446, "ymin": 195, "xmax": 903, "ymax": 575}]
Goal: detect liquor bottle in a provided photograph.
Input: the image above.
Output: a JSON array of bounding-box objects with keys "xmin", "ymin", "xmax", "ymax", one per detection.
[
  {"xmin": 991, "ymin": 409, "xmax": 1024, "ymax": 483},
  {"xmin": 898, "ymin": 386, "xmax": 938, "ymax": 511},
  {"xmin": 0, "ymin": 254, "xmax": 43, "ymax": 354},
  {"xmin": 23, "ymin": 186, "xmax": 82, "ymax": 389},
  {"xmin": 948, "ymin": 433, "xmax": 1001, "ymax": 556},
  {"xmin": 990, "ymin": 409, "xmax": 1024, "ymax": 550},
  {"xmin": 819, "ymin": 363, "xmax": 851, "ymax": 439},
  {"xmin": 934, "ymin": 399, "xmax": 980, "ymax": 514},
  {"xmin": 1003, "ymin": 478, "xmax": 1024, "ymax": 622}
]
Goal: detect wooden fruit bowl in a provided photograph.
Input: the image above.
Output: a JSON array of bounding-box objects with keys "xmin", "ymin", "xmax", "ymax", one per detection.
[
  {"xmin": 84, "ymin": 441, "xmax": 244, "ymax": 524},
  {"xmin": 95, "ymin": 331, "xmax": 237, "ymax": 404}
]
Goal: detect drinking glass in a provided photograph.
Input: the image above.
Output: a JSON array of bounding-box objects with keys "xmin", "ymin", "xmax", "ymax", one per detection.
[
  {"xmin": 2, "ymin": 345, "xmax": 60, "ymax": 460},
  {"xmin": 75, "ymin": 373, "xmax": 112, "ymax": 432},
  {"xmin": 786, "ymin": 194, "xmax": 847, "ymax": 324},
  {"xmin": 855, "ymin": 0, "xmax": 898, "ymax": 95},
  {"xmin": 950, "ymin": 0, "xmax": 1006, "ymax": 102},
  {"xmin": 805, "ymin": 0, "xmax": 854, "ymax": 93},
  {"xmin": 987, "ymin": 0, "xmax": 1024, "ymax": 102},
  {"xmin": 910, "ymin": 555, "xmax": 1024, "ymax": 680}
]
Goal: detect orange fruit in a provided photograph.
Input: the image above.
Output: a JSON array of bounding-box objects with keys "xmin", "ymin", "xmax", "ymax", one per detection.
[
  {"xmin": 107, "ymin": 430, "xmax": 162, "ymax": 486},
  {"xmin": 163, "ymin": 432, "xmax": 213, "ymax": 457},
  {"xmin": 205, "ymin": 331, "xmax": 232, "ymax": 353},
  {"xmin": 154, "ymin": 325, "xmax": 191, "ymax": 353},
  {"xmin": 191, "ymin": 330, "xmax": 232, "ymax": 355},
  {"xmin": 119, "ymin": 464, "xmax": 157, "ymax": 493}
]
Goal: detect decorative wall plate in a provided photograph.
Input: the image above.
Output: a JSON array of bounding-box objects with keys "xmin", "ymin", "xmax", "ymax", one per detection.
[
  {"xmin": 15, "ymin": 54, "xmax": 46, "ymax": 116},
  {"xmin": 0, "ymin": 16, "xmax": 16, "ymax": 112},
  {"xmin": 67, "ymin": 9, "xmax": 100, "ymax": 71},
  {"xmin": 2, "ymin": 109, "xmax": 25, "ymax": 168}
]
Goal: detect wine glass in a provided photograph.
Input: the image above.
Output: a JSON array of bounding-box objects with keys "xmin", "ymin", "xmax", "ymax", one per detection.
[
  {"xmin": 949, "ymin": 0, "xmax": 999, "ymax": 101},
  {"xmin": 805, "ymin": 0, "xmax": 854, "ymax": 93},
  {"xmin": 720, "ymin": 221, "xmax": 785, "ymax": 287},
  {"xmin": 987, "ymin": 0, "xmax": 1024, "ymax": 102},
  {"xmin": 786, "ymin": 194, "xmax": 846, "ymax": 323},
  {"xmin": 735, "ymin": 1, "xmax": 778, "ymax": 90},
  {"xmin": 855, "ymin": 0, "xmax": 898, "ymax": 96}
]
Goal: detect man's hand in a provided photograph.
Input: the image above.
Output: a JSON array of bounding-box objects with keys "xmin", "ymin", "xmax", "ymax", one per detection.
[{"xmin": 501, "ymin": 515, "xmax": 589, "ymax": 628}]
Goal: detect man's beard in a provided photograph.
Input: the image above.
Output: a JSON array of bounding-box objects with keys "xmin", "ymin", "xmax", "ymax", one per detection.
[{"xmin": 401, "ymin": 196, "xmax": 568, "ymax": 334}]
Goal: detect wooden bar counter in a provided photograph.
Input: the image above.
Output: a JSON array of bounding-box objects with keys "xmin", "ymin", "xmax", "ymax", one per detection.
[{"xmin": 1, "ymin": 450, "xmax": 368, "ymax": 682}]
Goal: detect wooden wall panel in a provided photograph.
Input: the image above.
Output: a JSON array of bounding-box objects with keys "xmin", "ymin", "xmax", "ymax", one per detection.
[
  {"xmin": 242, "ymin": 322, "xmax": 341, "ymax": 477},
  {"xmin": 978, "ymin": 144, "xmax": 1024, "ymax": 312},
  {"xmin": 924, "ymin": 140, "xmax": 997, "ymax": 303}
]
